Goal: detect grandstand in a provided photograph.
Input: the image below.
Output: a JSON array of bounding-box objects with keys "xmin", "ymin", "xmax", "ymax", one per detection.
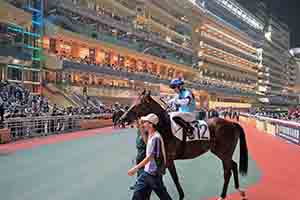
[
  {"xmin": 289, "ymin": 48, "xmax": 300, "ymax": 101},
  {"xmin": 0, "ymin": 0, "xmax": 298, "ymax": 112},
  {"xmin": 1, "ymin": 2, "xmax": 300, "ymax": 200}
]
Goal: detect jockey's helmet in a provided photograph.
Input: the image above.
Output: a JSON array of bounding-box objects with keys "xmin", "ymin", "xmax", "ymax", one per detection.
[{"xmin": 170, "ymin": 78, "xmax": 184, "ymax": 89}]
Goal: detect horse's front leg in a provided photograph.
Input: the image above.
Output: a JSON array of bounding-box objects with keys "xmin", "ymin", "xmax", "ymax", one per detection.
[{"xmin": 168, "ymin": 160, "xmax": 184, "ymax": 200}]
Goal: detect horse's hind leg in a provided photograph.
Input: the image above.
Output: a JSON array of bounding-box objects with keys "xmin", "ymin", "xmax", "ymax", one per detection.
[
  {"xmin": 231, "ymin": 160, "xmax": 247, "ymax": 200},
  {"xmin": 168, "ymin": 161, "xmax": 184, "ymax": 200},
  {"xmin": 231, "ymin": 160, "xmax": 239, "ymax": 189},
  {"xmin": 219, "ymin": 160, "xmax": 232, "ymax": 199}
]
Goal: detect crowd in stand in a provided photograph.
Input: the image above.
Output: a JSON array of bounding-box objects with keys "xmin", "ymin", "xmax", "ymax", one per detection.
[
  {"xmin": 194, "ymin": 79, "xmax": 255, "ymax": 93},
  {"xmin": 57, "ymin": 53, "xmax": 164, "ymax": 79},
  {"xmin": 288, "ymin": 108, "xmax": 300, "ymax": 120},
  {"xmin": 56, "ymin": 51, "xmax": 255, "ymax": 95},
  {"xmin": 0, "ymin": 81, "xmax": 114, "ymax": 121},
  {"xmin": 248, "ymin": 109, "xmax": 300, "ymax": 122},
  {"xmin": 0, "ymin": 80, "xmax": 50, "ymax": 120},
  {"xmin": 0, "ymin": 78, "xmax": 249, "ymax": 121}
]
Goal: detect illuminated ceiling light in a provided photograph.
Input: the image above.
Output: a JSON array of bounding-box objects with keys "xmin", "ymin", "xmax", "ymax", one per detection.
[{"xmin": 12, "ymin": 59, "xmax": 20, "ymax": 64}]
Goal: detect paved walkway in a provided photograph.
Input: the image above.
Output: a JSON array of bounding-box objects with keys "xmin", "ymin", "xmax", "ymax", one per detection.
[
  {"xmin": 2, "ymin": 122, "xmax": 299, "ymax": 199},
  {"xmin": 209, "ymin": 122, "xmax": 300, "ymax": 200}
]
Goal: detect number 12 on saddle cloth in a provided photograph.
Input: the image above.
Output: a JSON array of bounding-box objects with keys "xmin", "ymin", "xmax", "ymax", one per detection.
[{"xmin": 169, "ymin": 112, "xmax": 210, "ymax": 142}]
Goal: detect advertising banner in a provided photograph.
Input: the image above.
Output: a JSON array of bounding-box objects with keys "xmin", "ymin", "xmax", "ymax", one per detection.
[{"xmin": 276, "ymin": 124, "xmax": 300, "ymax": 145}]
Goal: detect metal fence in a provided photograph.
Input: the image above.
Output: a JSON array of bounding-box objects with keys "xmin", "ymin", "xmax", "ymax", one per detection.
[{"xmin": 1, "ymin": 114, "xmax": 112, "ymax": 141}]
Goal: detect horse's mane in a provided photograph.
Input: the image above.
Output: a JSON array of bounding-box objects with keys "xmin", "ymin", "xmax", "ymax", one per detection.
[
  {"xmin": 151, "ymin": 96, "xmax": 168, "ymax": 110},
  {"xmin": 148, "ymin": 96, "xmax": 173, "ymax": 140}
]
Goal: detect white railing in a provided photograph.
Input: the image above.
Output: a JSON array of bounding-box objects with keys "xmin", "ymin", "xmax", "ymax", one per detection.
[{"xmin": 1, "ymin": 114, "xmax": 112, "ymax": 140}]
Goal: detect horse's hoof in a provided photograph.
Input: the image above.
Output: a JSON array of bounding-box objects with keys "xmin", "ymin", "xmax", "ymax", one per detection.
[
  {"xmin": 238, "ymin": 189, "xmax": 247, "ymax": 200},
  {"xmin": 179, "ymin": 195, "xmax": 184, "ymax": 200},
  {"xmin": 239, "ymin": 189, "xmax": 246, "ymax": 197}
]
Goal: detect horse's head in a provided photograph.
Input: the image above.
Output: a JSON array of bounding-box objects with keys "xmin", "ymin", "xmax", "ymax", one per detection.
[{"xmin": 117, "ymin": 90, "xmax": 166, "ymax": 125}]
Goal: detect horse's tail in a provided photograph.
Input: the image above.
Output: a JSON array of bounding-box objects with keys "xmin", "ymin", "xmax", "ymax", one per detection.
[{"xmin": 235, "ymin": 123, "xmax": 248, "ymax": 176}]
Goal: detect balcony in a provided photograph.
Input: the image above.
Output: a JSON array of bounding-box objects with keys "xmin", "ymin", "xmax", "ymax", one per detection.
[
  {"xmin": 0, "ymin": 44, "xmax": 32, "ymax": 61},
  {"xmin": 263, "ymin": 45, "xmax": 286, "ymax": 63},
  {"xmin": 62, "ymin": 60, "xmax": 254, "ymax": 97},
  {"xmin": 55, "ymin": 1, "xmax": 194, "ymax": 56},
  {"xmin": 262, "ymin": 58, "xmax": 284, "ymax": 73},
  {"xmin": 63, "ymin": 60, "xmax": 170, "ymax": 85},
  {"xmin": 203, "ymin": 44, "xmax": 257, "ymax": 74},
  {"xmin": 0, "ymin": 1, "xmax": 31, "ymax": 27},
  {"xmin": 271, "ymin": 35, "xmax": 290, "ymax": 51},
  {"xmin": 201, "ymin": 33, "xmax": 258, "ymax": 62},
  {"xmin": 145, "ymin": 0, "xmax": 191, "ymax": 31},
  {"xmin": 45, "ymin": 18, "xmax": 193, "ymax": 66},
  {"xmin": 268, "ymin": 76, "xmax": 288, "ymax": 85},
  {"xmin": 57, "ymin": 1, "xmax": 133, "ymax": 31},
  {"xmin": 269, "ymin": 35, "xmax": 290, "ymax": 52},
  {"xmin": 44, "ymin": 53, "xmax": 63, "ymax": 70},
  {"xmin": 269, "ymin": 68, "xmax": 284, "ymax": 77},
  {"xmin": 268, "ymin": 81, "xmax": 286, "ymax": 88},
  {"xmin": 205, "ymin": 1, "xmax": 263, "ymax": 44}
]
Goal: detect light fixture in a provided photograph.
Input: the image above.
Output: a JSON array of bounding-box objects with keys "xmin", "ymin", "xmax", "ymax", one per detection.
[{"xmin": 12, "ymin": 59, "xmax": 20, "ymax": 64}]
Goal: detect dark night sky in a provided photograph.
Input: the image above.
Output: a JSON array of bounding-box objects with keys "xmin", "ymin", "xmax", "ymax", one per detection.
[{"xmin": 263, "ymin": 0, "xmax": 300, "ymax": 48}]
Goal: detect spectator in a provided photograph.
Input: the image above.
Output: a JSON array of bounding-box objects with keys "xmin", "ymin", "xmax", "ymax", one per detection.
[{"xmin": 128, "ymin": 113, "xmax": 171, "ymax": 200}]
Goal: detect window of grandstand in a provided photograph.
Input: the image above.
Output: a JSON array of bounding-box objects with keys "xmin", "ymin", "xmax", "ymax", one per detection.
[
  {"xmin": 0, "ymin": 64, "xmax": 4, "ymax": 80},
  {"xmin": 7, "ymin": 66, "xmax": 22, "ymax": 81},
  {"xmin": 96, "ymin": 50, "xmax": 105, "ymax": 64},
  {"xmin": 60, "ymin": 43, "xmax": 72, "ymax": 55},
  {"xmin": 111, "ymin": 54, "xmax": 118, "ymax": 65},
  {"xmin": 79, "ymin": 47, "xmax": 89, "ymax": 59},
  {"xmin": 43, "ymin": 37, "xmax": 50, "ymax": 49}
]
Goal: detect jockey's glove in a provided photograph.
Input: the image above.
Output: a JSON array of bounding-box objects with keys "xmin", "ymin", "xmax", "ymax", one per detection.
[{"xmin": 174, "ymin": 98, "xmax": 190, "ymax": 106}]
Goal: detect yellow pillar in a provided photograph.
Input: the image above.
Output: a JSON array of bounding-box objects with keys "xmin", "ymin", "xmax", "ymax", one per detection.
[{"xmin": 71, "ymin": 42, "xmax": 79, "ymax": 58}]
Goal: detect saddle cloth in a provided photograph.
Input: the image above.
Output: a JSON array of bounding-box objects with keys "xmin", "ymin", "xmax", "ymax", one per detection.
[{"xmin": 169, "ymin": 112, "xmax": 210, "ymax": 142}]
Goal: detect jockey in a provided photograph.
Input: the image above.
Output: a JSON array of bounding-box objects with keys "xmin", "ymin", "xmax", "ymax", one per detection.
[{"xmin": 168, "ymin": 78, "xmax": 196, "ymax": 112}]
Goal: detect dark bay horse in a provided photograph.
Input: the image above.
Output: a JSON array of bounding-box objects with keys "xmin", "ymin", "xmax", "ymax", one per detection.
[{"xmin": 118, "ymin": 91, "xmax": 248, "ymax": 200}]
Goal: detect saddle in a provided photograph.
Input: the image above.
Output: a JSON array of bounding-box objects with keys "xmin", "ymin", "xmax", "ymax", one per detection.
[{"xmin": 169, "ymin": 112, "xmax": 210, "ymax": 142}]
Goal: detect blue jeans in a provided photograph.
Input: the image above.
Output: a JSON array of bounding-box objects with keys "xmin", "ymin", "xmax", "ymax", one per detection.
[{"xmin": 132, "ymin": 171, "xmax": 172, "ymax": 200}]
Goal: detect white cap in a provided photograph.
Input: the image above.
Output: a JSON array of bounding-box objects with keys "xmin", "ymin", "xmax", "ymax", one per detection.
[{"xmin": 141, "ymin": 113, "xmax": 159, "ymax": 125}]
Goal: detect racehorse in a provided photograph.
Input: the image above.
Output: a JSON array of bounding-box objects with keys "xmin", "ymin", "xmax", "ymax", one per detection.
[{"xmin": 118, "ymin": 91, "xmax": 248, "ymax": 200}]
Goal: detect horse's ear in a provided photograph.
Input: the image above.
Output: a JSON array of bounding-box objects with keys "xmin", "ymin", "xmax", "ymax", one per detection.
[
  {"xmin": 147, "ymin": 90, "xmax": 151, "ymax": 96},
  {"xmin": 141, "ymin": 89, "xmax": 146, "ymax": 96}
]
